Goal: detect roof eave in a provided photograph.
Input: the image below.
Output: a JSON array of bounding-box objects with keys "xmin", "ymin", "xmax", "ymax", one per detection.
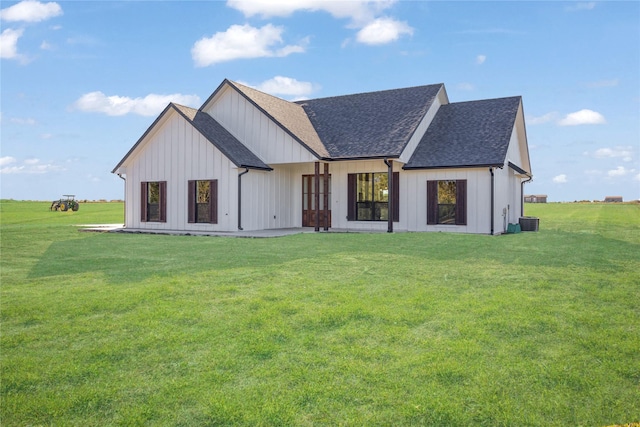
[
  {"xmin": 111, "ymin": 103, "xmax": 176, "ymax": 174},
  {"xmin": 327, "ymin": 154, "xmax": 402, "ymax": 162},
  {"xmin": 402, "ymin": 163, "xmax": 504, "ymax": 171},
  {"xmin": 172, "ymin": 105, "xmax": 271, "ymax": 171},
  {"xmin": 241, "ymin": 164, "xmax": 273, "ymax": 171},
  {"xmin": 226, "ymin": 80, "xmax": 327, "ymax": 160}
]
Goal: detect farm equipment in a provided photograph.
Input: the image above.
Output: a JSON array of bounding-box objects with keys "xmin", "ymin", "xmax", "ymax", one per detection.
[{"xmin": 50, "ymin": 195, "xmax": 80, "ymax": 212}]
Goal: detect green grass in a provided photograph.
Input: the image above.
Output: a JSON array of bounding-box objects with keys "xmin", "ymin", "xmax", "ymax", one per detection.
[{"xmin": 1, "ymin": 200, "xmax": 639, "ymax": 426}]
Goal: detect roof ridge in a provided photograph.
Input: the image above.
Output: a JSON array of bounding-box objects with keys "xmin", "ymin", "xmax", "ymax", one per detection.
[
  {"xmin": 296, "ymin": 83, "xmax": 444, "ymax": 104},
  {"xmin": 446, "ymin": 95, "xmax": 522, "ymax": 106}
]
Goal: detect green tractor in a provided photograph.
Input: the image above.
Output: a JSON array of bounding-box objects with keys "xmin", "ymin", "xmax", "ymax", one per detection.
[{"xmin": 50, "ymin": 195, "xmax": 80, "ymax": 212}]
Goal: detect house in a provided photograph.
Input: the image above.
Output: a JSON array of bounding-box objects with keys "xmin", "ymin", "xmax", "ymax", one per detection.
[
  {"xmin": 604, "ymin": 196, "xmax": 623, "ymax": 203},
  {"xmin": 524, "ymin": 194, "xmax": 547, "ymax": 203},
  {"xmin": 112, "ymin": 79, "xmax": 532, "ymax": 235}
]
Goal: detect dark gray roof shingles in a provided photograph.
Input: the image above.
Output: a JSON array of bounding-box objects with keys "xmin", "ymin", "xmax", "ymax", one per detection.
[
  {"xmin": 404, "ymin": 96, "xmax": 521, "ymax": 169},
  {"xmin": 296, "ymin": 84, "xmax": 443, "ymax": 159},
  {"xmin": 173, "ymin": 104, "xmax": 271, "ymax": 170}
]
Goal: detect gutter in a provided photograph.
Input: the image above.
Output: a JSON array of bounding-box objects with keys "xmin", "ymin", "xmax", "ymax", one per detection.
[
  {"xmin": 117, "ymin": 173, "xmax": 126, "ymax": 228},
  {"xmin": 521, "ymin": 175, "xmax": 533, "ymax": 217},
  {"xmin": 489, "ymin": 168, "xmax": 495, "ymax": 235},
  {"xmin": 383, "ymin": 158, "xmax": 393, "ymax": 233},
  {"xmin": 238, "ymin": 168, "xmax": 250, "ymax": 230}
]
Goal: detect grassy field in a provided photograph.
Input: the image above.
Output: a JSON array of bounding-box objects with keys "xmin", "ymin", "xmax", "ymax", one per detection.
[{"xmin": 1, "ymin": 201, "xmax": 639, "ymax": 426}]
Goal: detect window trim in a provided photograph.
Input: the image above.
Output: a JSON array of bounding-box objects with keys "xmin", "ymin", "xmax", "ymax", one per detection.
[
  {"xmin": 188, "ymin": 179, "xmax": 218, "ymax": 224},
  {"xmin": 427, "ymin": 179, "xmax": 467, "ymax": 225},
  {"xmin": 347, "ymin": 172, "xmax": 399, "ymax": 222},
  {"xmin": 141, "ymin": 181, "xmax": 167, "ymax": 223}
]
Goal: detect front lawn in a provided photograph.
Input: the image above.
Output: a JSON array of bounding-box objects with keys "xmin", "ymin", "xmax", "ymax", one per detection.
[{"xmin": 1, "ymin": 201, "xmax": 638, "ymax": 426}]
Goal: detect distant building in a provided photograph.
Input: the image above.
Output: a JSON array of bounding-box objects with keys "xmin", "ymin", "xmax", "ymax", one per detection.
[
  {"xmin": 604, "ymin": 196, "xmax": 623, "ymax": 203},
  {"xmin": 524, "ymin": 194, "xmax": 547, "ymax": 203}
]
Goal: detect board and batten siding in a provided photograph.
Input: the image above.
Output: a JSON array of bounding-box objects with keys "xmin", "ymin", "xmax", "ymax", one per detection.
[
  {"xmin": 238, "ymin": 165, "xmax": 301, "ymax": 231},
  {"xmin": 204, "ymin": 86, "xmax": 318, "ymax": 165},
  {"xmin": 120, "ymin": 111, "xmax": 238, "ymax": 232},
  {"xmin": 403, "ymin": 168, "xmax": 492, "ymax": 234},
  {"xmin": 310, "ymin": 161, "xmax": 493, "ymax": 233}
]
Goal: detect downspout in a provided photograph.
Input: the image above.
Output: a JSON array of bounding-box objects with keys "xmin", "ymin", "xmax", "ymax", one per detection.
[
  {"xmin": 238, "ymin": 168, "xmax": 249, "ymax": 230},
  {"xmin": 489, "ymin": 168, "xmax": 495, "ymax": 235},
  {"xmin": 117, "ymin": 173, "xmax": 126, "ymax": 228},
  {"xmin": 521, "ymin": 175, "xmax": 533, "ymax": 217},
  {"xmin": 384, "ymin": 158, "xmax": 393, "ymax": 233}
]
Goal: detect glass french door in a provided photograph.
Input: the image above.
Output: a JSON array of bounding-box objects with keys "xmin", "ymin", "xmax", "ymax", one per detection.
[{"xmin": 302, "ymin": 175, "xmax": 331, "ymax": 227}]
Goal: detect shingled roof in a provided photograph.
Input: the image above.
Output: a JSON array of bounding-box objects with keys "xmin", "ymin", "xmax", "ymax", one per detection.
[
  {"xmin": 112, "ymin": 103, "xmax": 271, "ymax": 173},
  {"xmin": 404, "ymin": 96, "xmax": 522, "ymax": 170},
  {"xmin": 296, "ymin": 84, "xmax": 443, "ymax": 159},
  {"xmin": 227, "ymin": 80, "xmax": 330, "ymax": 158},
  {"xmin": 173, "ymin": 104, "xmax": 271, "ymax": 170}
]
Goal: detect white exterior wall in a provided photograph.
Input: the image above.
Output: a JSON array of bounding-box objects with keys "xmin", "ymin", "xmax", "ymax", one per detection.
[
  {"xmin": 504, "ymin": 105, "xmax": 530, "ymax": 221},
  {"xmin": 492, "ymin": 165, "xmax": 511, "ymax": 234},
  {"xmin": 204, "ymin": 87, "xmax": 318, "ymax": 165},
  {"xmin": 403, "ymin": 167, "xmax": 493, "ymax": 234},
  {"xmin": 120, "ymin": 111, "xmax": 240, "ymax": 232},
  {"xmin": 238, "ymin": 164, "xmax": 301, "ymax": 231},
  {"xmin": 317, "ymin": 161, "xmax": 492, "ymax": 234}
]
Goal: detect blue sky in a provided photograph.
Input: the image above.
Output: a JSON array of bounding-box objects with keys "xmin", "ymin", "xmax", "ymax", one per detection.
[{"xmin": 1, "ymin": 0, "xmax": 639, "ymax": 202}]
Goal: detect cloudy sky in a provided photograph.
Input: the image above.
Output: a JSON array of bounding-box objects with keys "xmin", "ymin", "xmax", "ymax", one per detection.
[{"xmin": 1, "ymin": 0, "xmax": 639, "ymax": 202}]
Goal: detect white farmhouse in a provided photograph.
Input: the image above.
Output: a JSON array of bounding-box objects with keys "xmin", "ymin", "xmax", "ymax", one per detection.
[{"xmin": 112, "ymin": 79, "xmax": 532, "ymax": 234}]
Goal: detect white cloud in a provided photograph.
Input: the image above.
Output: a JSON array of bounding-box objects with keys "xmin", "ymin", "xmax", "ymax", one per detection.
[
  {"xmin": 0, "ymin": 156, "xmax": 17, "ymax": 167},
  {"xmin": 635, "ymin": 173, "xmax": 640, "ymax": 182},
  {"xmin": 456, "ymin": 82, "xmax": 474, "ymax": 91},
  {"xmin": 9, "ymin": 116, "xmax": 36, "ymax": 125},
  {"xmin": 40, "ymin": 40, "xmax": 53, "ymax": 50},
  {"xmin": 0, "ymin": 157, "xmax": 64, "ymax": 174},
  {"xmin": 527, "ymin": 112, "xmax": 557, "ymax": 125},
  {"xmin": 558, "ymin": 109, "xmax": 606, "ymax": 126},
  {"xmin": 476, "ymin": 54, "xmax": 486, "ymax": 65},
  {"xmin": 566, "ymin": 2, "xmax": 596, "ymax": 12},
  {"xmin": 191, "ymin": 24, "xmax": 307, "ymax": 67},
  {"xmin": 72, "ymin": 91, "xmax": 201, "ymax": 116},
  {"xmin": 239, "ymin": 76, "xmax": 319, "ymax": 97},
  {"xmin": 226, "ymin": 0, "xmax": 395, "ymax": 24},
  {"xmin": 0, "ymin": 0, "xmax": 62, "ymax": 22},
  {"xmin": 553, "ymin": 174, "xmax": 568, "ymax": 184},
  {"xmin": 607, "ymin": 166, "xmax": 636, "ymax": 178},
  {"xmin": 593, "ymin": 146, "xmax": 633, "ymax": 162},
  {"xmin": 0, "ymin": 28, "xmax": 24, "ymax": 60},
  {"xmin": 227, "ymin": 1, "xmax": 410, "ymax": 46},
  {"xmin": 356, "ymin": 17, "xmax": 413, "ymax": 45}
]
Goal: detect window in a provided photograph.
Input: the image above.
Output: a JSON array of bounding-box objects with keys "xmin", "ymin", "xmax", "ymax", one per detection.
[
  {"xmin": 188, "ymin": 180, "xmax": 218, "ymax": 224},
  {"xmin": 141, "ymin": 181, "xmax": 167, "ymax": 222},
  {"xmin": 347, "ymin": 172, "xmax": 399, "ymax": 222},
  {"xmin": 427, "ymin": 180, "xmax": 466, "ymax": 225}
]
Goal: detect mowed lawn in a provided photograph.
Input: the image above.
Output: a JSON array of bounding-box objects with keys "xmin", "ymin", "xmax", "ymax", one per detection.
[{"xmin": 1, "ymin": 201, "xmax": 638, "ymax": 426}]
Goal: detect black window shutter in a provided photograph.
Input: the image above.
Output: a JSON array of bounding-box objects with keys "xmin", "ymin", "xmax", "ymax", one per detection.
[
  {"xmin": 140, "ymin": 182, "xmax": 148, "ymax": 222},
  {"xmin": 392, "ymin": 171, "xmax": 400, "ymax": 222},
  {"xmin": 209, "ymin": 179, "xmax": 218, "ymax": 224},
  {"xmin": 159, "ymin": 181, "xmax": 167, "ymax": 223},
  {"xmin": 347, "ymin": 174, "xmax": 356, "ymax": 221},
  {"xmin": 188, "ymin": 180, "xmax": 196, "ymax": 223},
  {"xmin": 455, "ymin": 180, "xmax": 467, "ymax": 225},
  {"xmin": 427, "ymin": 180, "xmax": 438, "ymax": 224}
]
